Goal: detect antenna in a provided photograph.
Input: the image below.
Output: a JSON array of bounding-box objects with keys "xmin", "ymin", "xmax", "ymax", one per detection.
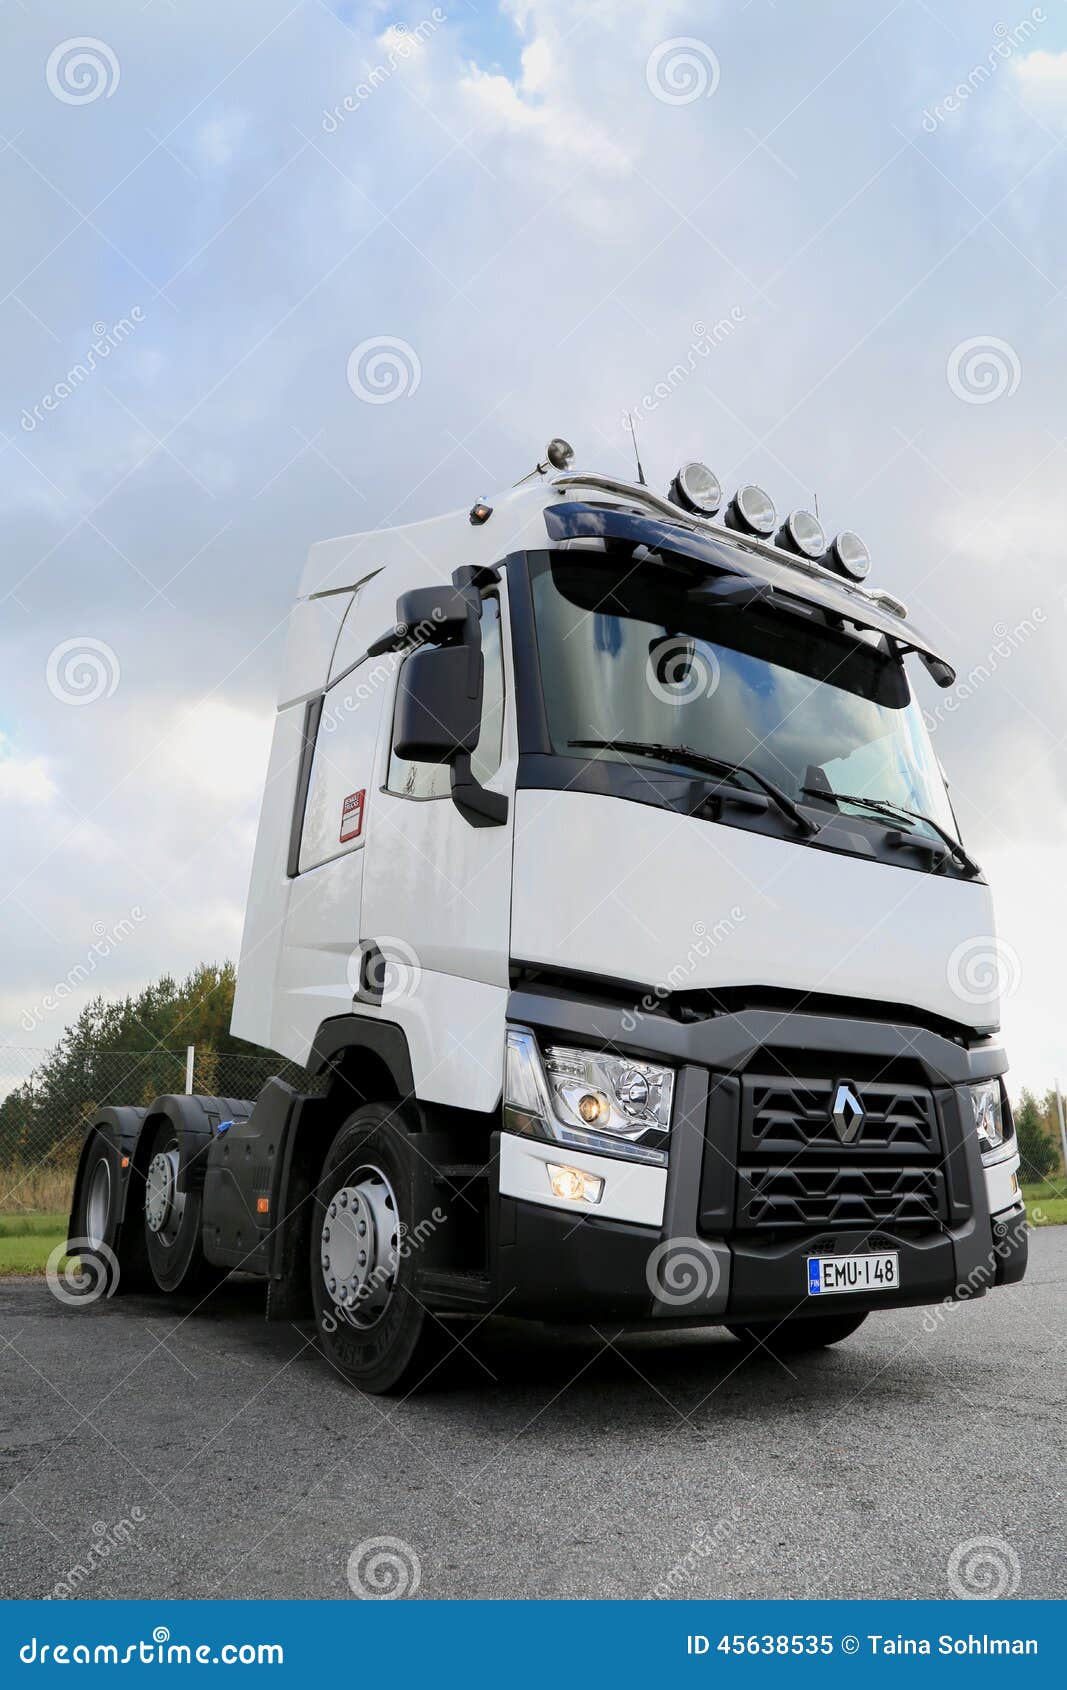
[
  {"xmin": 625, "ymin": 411, "xmax": 647, "ymax": 486},
  {"xmin": 813, "ymin": 491, "xmax": 820, "ymax": 519}
]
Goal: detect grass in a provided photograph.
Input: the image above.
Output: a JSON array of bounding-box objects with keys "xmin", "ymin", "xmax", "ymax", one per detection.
[
  {"xmin": 1020, "ymin": 1181, "xmax": 1067, "ymax": 1227},
  {"xmin": 0, "ymin": 1160, "xmax": 77, "ymax": 1214},
  {"xmin": 0, "ymin": 1178, "xmax": 1062, "ymax": 1277},
  {"xmin": 0, "ymin": 1211, "xmax": 69, "ymax": 1276}
]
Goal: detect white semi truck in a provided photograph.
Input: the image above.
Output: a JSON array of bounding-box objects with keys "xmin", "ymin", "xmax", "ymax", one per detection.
[{"xmin": 68, "ymin": 444, "xmax": 1027, "ymax": 1392}]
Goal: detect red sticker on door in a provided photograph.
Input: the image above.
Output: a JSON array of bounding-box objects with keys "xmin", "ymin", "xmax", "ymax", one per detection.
[{"xmin": 339, "ymin": 790, "xmax": 365, "ymax": 844}]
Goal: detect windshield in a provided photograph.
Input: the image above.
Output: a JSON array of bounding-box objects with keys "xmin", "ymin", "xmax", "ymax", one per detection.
[{"xmin": 529, "ymin": 555, "xmax": 959, "ymax": 844}]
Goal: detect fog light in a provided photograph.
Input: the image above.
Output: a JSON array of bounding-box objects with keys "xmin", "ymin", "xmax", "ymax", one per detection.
[{"xmin": 547, "ymin": 1163, "xmax": 604, "ymax": 1204}]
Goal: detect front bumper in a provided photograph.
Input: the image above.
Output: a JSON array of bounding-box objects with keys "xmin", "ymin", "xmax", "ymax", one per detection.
[{"xmin": 495, "ymin": 985, "xmax": 1027, "ymax": 1323}]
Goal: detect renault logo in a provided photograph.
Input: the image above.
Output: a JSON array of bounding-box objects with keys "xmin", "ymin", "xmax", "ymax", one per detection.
[{"xmin": 831, "ymin": 1083, "xmax": 865, "ymax": 1144}]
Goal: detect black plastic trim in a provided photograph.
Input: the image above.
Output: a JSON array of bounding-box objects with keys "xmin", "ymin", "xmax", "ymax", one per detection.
[
  {"xmin": 506, "ymin": 984, "xmax": 1007, "ymax": 1088},
  {"xmin": 306, "ymin": 1013, "xmax": 416, "ymax": 1099},
  {"xmin": 287, "ymin": 693, "xmax": 324, "ymax": 879},
  {"xmin": 515, "ymin": 753, "xmax": 982, "ymax": 883}
]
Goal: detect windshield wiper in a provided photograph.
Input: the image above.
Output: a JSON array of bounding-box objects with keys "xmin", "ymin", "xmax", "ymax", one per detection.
[
  {"xmin": 800, "ymin": 787, "xmax": 980, "ymax": 876},
  {"xmin": 568, "ymin": 739, "xmax": 819, "ymax": 836}
]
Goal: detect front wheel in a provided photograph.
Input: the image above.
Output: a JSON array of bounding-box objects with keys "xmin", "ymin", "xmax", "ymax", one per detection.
[
  {"xmin": 726, "ymin": 1310, "xmax": 868, "ymax": 1353},
  {"xmin": 310, "ymin": 1103, "xmax": 445, "ymax": 1395}
]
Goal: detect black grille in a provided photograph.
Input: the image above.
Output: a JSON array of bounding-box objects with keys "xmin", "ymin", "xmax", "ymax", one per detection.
[
  {"xmin": 736, "ymin": 1163, "xmax": 946, "ymax": 1231},
  {"xmin": 731, "ymin": 1072, "xmax": 947, "ymax": 1233},
  {"xmin": 741, "ymin": 1074, "xmax": 940, "ymax": 1157}
]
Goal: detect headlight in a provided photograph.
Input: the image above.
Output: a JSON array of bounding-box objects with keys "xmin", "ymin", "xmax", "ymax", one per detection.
[
  {"xmin": 970, "ymin": 1080, "xmax": 1011, "ymax": 1160},
  {"xmin": 504, "ymin": 1027, "xmax": 674, "ymax": 1165}
]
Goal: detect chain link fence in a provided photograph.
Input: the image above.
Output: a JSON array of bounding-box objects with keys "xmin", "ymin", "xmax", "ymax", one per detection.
[{"xmin": 0, "ymin": 1046, "xmax": 320, "ymax": 1212}]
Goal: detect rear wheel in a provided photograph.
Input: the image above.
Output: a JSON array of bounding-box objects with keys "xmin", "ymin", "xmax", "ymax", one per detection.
[
  {"xmin": 70, "ymin": 1137, "xmax": 122, "ymax": 1295},
  {"xmin": 84, "ymin": 1149, "xmax": 113, "ymax": 1252},
  {"xmin": 310, "ymin": 1103, "xmax": 445, "ymax": 1395},
  {"xmin": 726, "ymin": 1311, "xmax": 868, "ymax": 1353},
  {"xmin": 142, "ymin": 1123, "xmax": 219, "ymax": 1295}
]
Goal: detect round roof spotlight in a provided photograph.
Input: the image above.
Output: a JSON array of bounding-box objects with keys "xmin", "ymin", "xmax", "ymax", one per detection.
[
  {"xmin": 831, "ymin": 530, "xmax": 872, "ymax": 581},
  {"xmin": 545, "ymin": 438, "xmax": 575, "ymax": 471},
  {"xmin": 724, "ymin": 483, "xmax": 777, "ymax": 537},
  {"xmin": 776, "ymin": 508, "xmax": 826, "ymax": 560},
  {"xmin": 669, "ymin": 461, "xmax": 722, "ymax": 516}
]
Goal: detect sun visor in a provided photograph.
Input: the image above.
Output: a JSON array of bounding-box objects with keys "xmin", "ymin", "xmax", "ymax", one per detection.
[{"xmin": 542, "ymin": 501, "xmax": 956, "ymax": 685}]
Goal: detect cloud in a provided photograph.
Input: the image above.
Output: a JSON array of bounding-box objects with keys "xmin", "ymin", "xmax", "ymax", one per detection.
[
  {"xmin": 459, "ymin": 33, "xmax": 634, "ymax": 174},
  {"xmin": 0, "ymin": 734, "xmax": 57, "ymax": 805},
  {"xmin": 1012, "ymin": 48, "xmax": 1067, "ymax": 112},
  {"xmin": 1, "ymin": 0, "xmax": 1064, "ymax": 1097}
]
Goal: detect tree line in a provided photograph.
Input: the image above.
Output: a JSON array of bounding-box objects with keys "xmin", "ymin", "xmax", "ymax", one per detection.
[
  {"xmin": 0, "ymin": 963, "xmax": 283, "ymax": 1163},
  {"xmin": 1, "ymin": 961, "xmax": 1065, "ymax": 1183}
]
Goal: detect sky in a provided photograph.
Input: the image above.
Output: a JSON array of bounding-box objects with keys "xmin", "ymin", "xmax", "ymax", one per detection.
[{"xmin": 1, "ymin": 0, "xmax": 1065, "ymax": 1097}]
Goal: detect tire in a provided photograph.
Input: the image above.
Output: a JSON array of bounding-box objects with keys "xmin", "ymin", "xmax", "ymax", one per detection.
[
  {"xmin": 309, "ymin": 1103, "xmax": 445, "ymax": 1395},
  {"xmin": 142, "ymin": 1120, "xmax": 220, "ymax": 1296},
  {"xmin": 726, "ymin": 1310, "xmax": 868, "ymax": 1353},
  {"xmin": 69, "ymin": 1136, "xmax": 122, "ymax": 1296}
]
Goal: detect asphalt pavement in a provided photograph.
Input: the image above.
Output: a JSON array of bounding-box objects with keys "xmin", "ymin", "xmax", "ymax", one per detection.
[{"xmin": 1, "ymin": 1228, "xmax": 1063, "ymax": 1601}]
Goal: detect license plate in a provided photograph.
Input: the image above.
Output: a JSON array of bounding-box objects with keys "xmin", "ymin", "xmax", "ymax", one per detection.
[{"xmin": 807, "ymin": 1251, "xmax": 899, "ymax": 1296}]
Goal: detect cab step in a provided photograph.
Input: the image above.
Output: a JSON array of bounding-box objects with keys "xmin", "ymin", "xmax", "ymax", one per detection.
[{"xmin": 416, "ymin": 1267, "xmax": 494, "ymax": 1311}]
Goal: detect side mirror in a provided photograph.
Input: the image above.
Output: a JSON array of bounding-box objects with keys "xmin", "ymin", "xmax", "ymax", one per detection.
[
  {"xmin": 393, "ymin": 645, "xmax": 480, "ymax": 764},
  {"xmin": 367, "ymin": 585, "xmax": 473, "ymax": 656}
]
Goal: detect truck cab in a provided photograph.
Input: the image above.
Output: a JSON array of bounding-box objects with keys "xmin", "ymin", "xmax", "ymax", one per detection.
[{"xmin": 70, "ymin": 446, "xmax": 1028, "ymax": 1392}]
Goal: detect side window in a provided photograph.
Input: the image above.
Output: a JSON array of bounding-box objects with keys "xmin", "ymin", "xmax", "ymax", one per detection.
[
  {"xmin": 386, "ymin": 595, "xmax": 505, "ymax": 798},
  {"xmin": 297, "ymin": 656, "xmax": 393, "ymax": 872}
]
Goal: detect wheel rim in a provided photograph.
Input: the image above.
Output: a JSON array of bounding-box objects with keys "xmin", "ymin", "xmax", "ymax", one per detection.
[
  {"xmin": 145, "ymin": 1140, "xmax": 185, "ymax": 1248},
  {"xmin": 86, "ymin": 1158, "xmax": 112, "ymax": 1251},
  {"xmin": 320, "ymin": 1165, "xmax": 400, "ymax": 1328}
]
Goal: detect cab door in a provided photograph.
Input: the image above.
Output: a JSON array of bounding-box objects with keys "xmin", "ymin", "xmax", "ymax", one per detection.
[
  {"xmin": 272, "ymin": 656, "xmax": 394, "ymax": 1060},
  {"xmin": 358, "ymin": 586, "xmax": 515, "ymax": 1109}
]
